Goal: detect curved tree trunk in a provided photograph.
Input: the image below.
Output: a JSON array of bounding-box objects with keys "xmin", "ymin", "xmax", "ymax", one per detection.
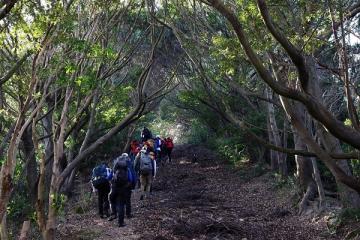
[
  {"xmin": 122, "ymin": 125, "xmax": 136, "ymax": 153},
  {"xmin": 293, "ymin": 131, "xmax": 316, "ymax": 214},
  {"xmin": 311, "ymin": 157, "xmax": 325, "ymax": 210},
  {"xmin": 317, "ymin": 126, "xmax": 360, "ymax": 208}
]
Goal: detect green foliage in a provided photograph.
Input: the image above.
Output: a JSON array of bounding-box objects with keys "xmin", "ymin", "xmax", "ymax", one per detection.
[
  {"xmin": 350, "ymin": 159, "xmax": 360, "ymax": 178},
  {"xmin": 273, "ymin": 173, "xmax": 297, "ymax": 189},
  {"xmin": 327, "ymin": 208, "xmax": 360, "ymax": 236},
  {"xmin": 7, "ymin": 190, "xmax": 32, "ymax": 220},
  {"xmin": 339, "ymin": 208, "xmax": 360, "ymax": 223},
  {"xmin": 235, "ymin": 163, "xmax": 267, "ymax": 181},
  {"xmin": 98, "ymin": 85, "xmax": 134, "ymax": 125},
  {"xmin": 216, "ymin": 139, "xmax": 247, "ymax": 167},
  {"xmin": 185, "ymin": 120, "xmax": 214, "ymax": 144},
  {"xmin": 51, "ymin": 193, "xmax": 67, "ymax": 215}
]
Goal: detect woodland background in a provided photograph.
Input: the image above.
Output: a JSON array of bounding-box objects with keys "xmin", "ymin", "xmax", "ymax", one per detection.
[{"xmin": 1, "ymin": 0, "xmax": 360, "ymax": 239}]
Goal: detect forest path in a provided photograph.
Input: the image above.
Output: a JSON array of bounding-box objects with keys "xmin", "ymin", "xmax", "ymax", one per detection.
[{"xmin": 57, "ymin": 145, "xmax": 339, "ymax": 240}]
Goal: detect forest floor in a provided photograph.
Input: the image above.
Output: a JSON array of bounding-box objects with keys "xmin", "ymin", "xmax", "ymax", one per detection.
[{"xmin": 56, "ymin": 145, "xmax": 352, "ymax": 240}]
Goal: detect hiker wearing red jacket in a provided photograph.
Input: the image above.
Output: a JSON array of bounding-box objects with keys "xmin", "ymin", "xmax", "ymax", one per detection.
[
  {"xmin": 129, "ymin": 140, "xmax": 140, "ymax": 163},
  {"xmin": 164, "ymin": 137, "xmax": 174, "ymax": 163}
]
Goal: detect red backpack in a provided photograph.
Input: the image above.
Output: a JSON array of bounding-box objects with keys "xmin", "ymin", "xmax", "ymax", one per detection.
[{"xmin": 165, "ymin": 138, "xmax": 174, "ymax": 149}]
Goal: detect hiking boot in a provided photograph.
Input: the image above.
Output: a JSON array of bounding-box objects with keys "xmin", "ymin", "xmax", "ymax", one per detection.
[
  {"xmin": 108, "ymin": 215, "xmax": 117, "ymax": 221},
  {"xmin": 118, "ymin": 223, "xmax": 126, "ymax": 227},
  {"xmin": 140, "ymin": 195, "xmax": 144, "ymax": 200}
]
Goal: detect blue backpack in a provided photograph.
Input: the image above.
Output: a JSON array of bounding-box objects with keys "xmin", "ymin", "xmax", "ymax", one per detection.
[
  {"xmin": 127, "ymin": 166, "xmax": 137, "ymax": 189},
  {"xmin": 91, "ymin": 165, "xmax": 108, "ymax": 188}
]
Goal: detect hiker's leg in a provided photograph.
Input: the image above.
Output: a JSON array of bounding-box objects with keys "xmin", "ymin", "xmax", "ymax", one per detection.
[
  {"xmin": 117, "ymin": 200, "xmax": 125, "ymax": 226},
  {"xmin": 97, "ymin": 185, "xmax": 105, "ymax": 216},
  {"xmin": 145, "ymin": 175, "xmax": 152, "ymax": 198},
  {"xmin": 125, "ymin": 188, "xmax": 132, "ymax": 217},
  {"xmin": 140, "ymin": 174, "xmax": 146, "ymax": 199},
  {"xmin": 108, "ymin": 187, "xmax": 117, "ymax": 216},
  {"xmin": 103, "ymin": 182, "xmax": 110, "ymax": 216},
  {"xmin": 168, "ymin": 148, "xmax": 172, "ymax": 162}
]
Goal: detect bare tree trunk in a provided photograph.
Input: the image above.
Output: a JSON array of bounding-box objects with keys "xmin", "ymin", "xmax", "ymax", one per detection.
[
  {"xmin": 43, "ymin": 102, "xmax": 54, "ymax": 200},
  {"xmin": 63, "ymin": 91, "xmax": 98, "ymax": 196},
  {"xmin": 36, "ymin": 153, "xmax": 46, "ymax": 236},
  {"xmin": 22, "ymin": 125, "xmax": 38, "ymax": 205},
  {"xmin": 293, "ymin": 130, "xmax": 317, "ymax": 214},
  {"xmin": 311, "ymin": 157, "xmax": 325, "ymax": 209},
  {"xmin": 267, "ymin": 114, "xmax": 278, "ymax": 171},
  {"xmin": 317, "ymin": 126, "xmax": 360, "ymax": 208},
  {"xmin": 18, "ymin": 221, "xmax": 30, "ymax": 240},
  {"xmin": 281, "ymin": 119, "xmax": 289, "ymax": 176},
  {"xmin": 0, "ymin": 214, "xmax": 8, "ymax": 240},
  {"xmin": 266, "ymin": 87, "xmax": 287, "ymax": 177},
  {"xmin": 122, "ymin": 125, "xmax": 136, "ymax": 153},
  {"xmin": 44, "ymin": 87, "xmax": 73, "ymax": 240}
]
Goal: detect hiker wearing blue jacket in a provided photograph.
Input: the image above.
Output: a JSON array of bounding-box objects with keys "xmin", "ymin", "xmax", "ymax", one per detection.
[{"xmin": 154, "ymin": 135, "xmax": 162, "ymax": 163}]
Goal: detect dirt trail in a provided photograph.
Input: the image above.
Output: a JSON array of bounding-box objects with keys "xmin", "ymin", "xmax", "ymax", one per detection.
[{"xmin": 57, "ymin": 145, "xmax": 340, "ymax": 240}]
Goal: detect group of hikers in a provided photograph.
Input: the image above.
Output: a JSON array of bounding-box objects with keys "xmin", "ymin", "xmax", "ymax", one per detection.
[{"xmin": 90, "ymin": 127, "xmax": 174, "ymax": 227}]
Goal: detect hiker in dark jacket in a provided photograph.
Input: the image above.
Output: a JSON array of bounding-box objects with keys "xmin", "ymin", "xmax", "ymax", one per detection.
[
  {"xmin": 124, "ymin": 153, "xmax": 136, "ymax": 218},
  {"xmin": 108, "ymin": 153, "xmax": 136, "ymax": 226},
  {"xmin": 134, "ymin": 147, "xmax": 156, "ymax": 200},
  {"xmin": 141, "ymin": 127, "xmax": 152, "ymax": 142},
  {"xmin": 91, "ymin": 163, "xmax": 112, "ymax": 218}
]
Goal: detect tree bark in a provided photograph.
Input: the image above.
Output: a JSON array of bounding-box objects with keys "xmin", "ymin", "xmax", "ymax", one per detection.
[
  {"xmin": 122, "ymin": 124, "xmax": 136, "ymax": 153},
  {"xmin": 293, "ymin": 129, "xmax": 316, "ymax": 214},
  {"xmin": 0, "ymin": 214, "xmax": 8, "ymax": 240},
  {"xmin": 311, "ymin": 157, "xmax": 325, "ymax": 209},
  {"xmin": 43, "ymin": 87, "xmax": 73, "ymax": 240},
  {"xmin": 266, "ymin": 87, "xmax": 287, "ymax": 176},
  {"xmin": 19, "ymin": 221, "xmax": 31, "ymax": 240},
  {"xmin": 317, "ymin": 126, "xmax": 360, "ymax": 208},
  {"xmin": 21, "ymin": 125, "xmax": 38, "ymax": 205}
]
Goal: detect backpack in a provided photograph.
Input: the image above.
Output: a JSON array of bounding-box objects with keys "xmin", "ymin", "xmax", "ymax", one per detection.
[
  {"xmin": 142, "ymin": 128, "xmax": 152, "ymax": 139},
  {"xmin": 139, "ymin": 153, "xmax": 153, "ymax": 175},
  {"xmin": 166, "ymin": 139, "xmax": 174, "ymax": 149},
  {"xmin": 112, "ymin": 167, "xmax": 129, "ymax": 187},
  {"xmin": 113, "ymin": 155, "xmax": 127, "ymax": 170},
  {"xmin": 91, "ymin": 165, "xmax": 108, "ymax": 188}
]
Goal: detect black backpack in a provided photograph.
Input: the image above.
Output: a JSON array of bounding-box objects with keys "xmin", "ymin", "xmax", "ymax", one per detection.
[{"xmin": 112, "ymin": 167, "xmax": 128, "ymax": 187}]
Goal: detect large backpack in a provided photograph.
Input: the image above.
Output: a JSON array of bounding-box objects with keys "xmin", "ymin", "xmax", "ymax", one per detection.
[
  {"xmin": 112, "ymin": 167, "xmax": 129, "ymax": 187},
  {"xmin": 114, "ymin": 155, "xmax": 127, "ymax": 169},
  {"xmin": 139, "ymin": 153, "xmax": 153, "ymax": 175},
  {"xmin": 91, "ymin": 165, "xmax": 108, "ymax": 188},
  {"xmin": 166, "ymin": 139, "xmax": 174, "ymax": 149},
  {"xmin": 142, "ymin": 128, "xmax": 152, "ymax": 140}
]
